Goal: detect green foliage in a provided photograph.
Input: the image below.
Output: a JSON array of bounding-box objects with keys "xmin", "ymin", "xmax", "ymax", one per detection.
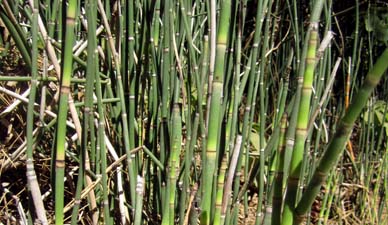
[
  {"xmin": 365, "ymin": 7, "xmax": 388, "ymax": 44},
  {"xmin": 362, "ymin": 100, "xmax": 388, "ymax": 135},
  {"xmin": 250, "ymin": 123, "xmax": 266, "ymax": 152}
]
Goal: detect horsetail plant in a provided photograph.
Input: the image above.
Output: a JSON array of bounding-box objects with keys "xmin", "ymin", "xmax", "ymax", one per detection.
[
  {"xmin": 26, "ymin": 0, "xmax": 48, "ymax": 224},
  {"xmin": 271, "ymin": 113, "xmax": 288, "ymax": 225},
  {"xmin": 1, "ymin": 1, "xmax": 388, "ymax": 224},
  {"xmin": 201, "ymin": 0, "xmax": 232, "ymax": 224},
  {"xmin": 97, "ymin": 0, "xmax": 137, "ymax": 208},
  {"xmin": 54, "ymin": 1, "xmax": 77, "ymax": 223},
  {"xmin": 282, "ymin": 1, "xmax": 324, "ymax": 224},
  {"xmin": 295, "ymin": 47, "xmax": 388, "ymax": 224},
  {"xmin": 162, "ymin": 79, "xmax": 183, "ymax": 225}
]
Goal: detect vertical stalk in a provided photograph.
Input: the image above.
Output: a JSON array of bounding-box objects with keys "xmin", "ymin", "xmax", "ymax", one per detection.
[
  {"xmin": 256, "ymin": 1, "xmax": 272, "ymax": 223},
  {"xmin": 160, "ymin": 0, "xmax": 172, "ymax": 217},
  {"xmin": 205, "ymin": 0, "xmax": 217, "ymax": 128},
  {"xmin": 54, "ymin": 1, "xmax": 77, "ymax": 224},
  {"xmin": 47, "ymin": 0, "xmax": 59, "ymax": 38},
  {"xmin": 127, "ymin": 0, "xmax": 136, "ymax": 155},
  {"xmin": 162, "ymin": 78, "xmax": 182, "ymax": 225},
  {"xmin": 271, "ymin": 114, "xmax": 288, "ymax": 225},
  {"xmin": 229, "ymin": 0, "xmax": 268, "ymax": 224},
  {"xmin": 70, "ymin": 1, "xmax": 98, "ymax": 224},
  {"xmin": 213, "ymin": 155, "xmax": 228, "ymax": 225},
  {"xmin": 201, "ymin": 0, "xmax": 232, "ymax": 224},
  {"xmin": 282, "ymin": 1, "xmax": 324, "ymax": 224},
  {"xmin": 134, "ymin": 175, "xmax": 145, "ymax": 225},
  {"xmin": 95, "ymin": 46, "xmax": 111, "ymax": 224},
  {"xmin": 97, "ymin": 0, "xmax": 136, "ymax": 206},
  {"xmin": 26, "ymin": 0, "xmax": 48, "ymax": 224}
]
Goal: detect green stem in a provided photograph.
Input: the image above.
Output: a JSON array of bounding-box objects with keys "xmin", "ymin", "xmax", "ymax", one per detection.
[
  {"xmin": 201, "ymin": 1, "xmax": 232, "ymax": 224},
  {"xmin": 54, "ymin": 1, "xmax": 77, "ymax": 224},
  {"xmin": 294, "ymin": 47, "xmax": 388, "ymax": 224},
  {"xmin": 282, "ymin": 1, "xmax": 324, "ymax": 224},
  {"xmin": 26, "ymin": 0, "xmax": 48, "ymax": 223}
]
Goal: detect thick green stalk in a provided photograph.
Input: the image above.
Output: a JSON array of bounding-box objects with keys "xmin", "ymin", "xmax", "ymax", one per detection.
[
  {"xmin": 213, "ymin": 155, "xmax": 227, "ymax": 225},
  {"xmin": 271, "ymin": 113, "xmax": 288, "ymax": 225},
  {"xmin": 201, "ymin": 1, "xmax": 232, "ymax": 224},
  {"xmin": 160, "ymin": 0, "xmax": 173, "ymax": 218},
  {"xmin": 47, "ymin": 0, "xmax": 59, "ymax": 38},
  {"xmin": 162, "ymin": 101, "xmax": 182, "ymax": 225},
  {"xmin": 54, "ymin": 1, "xmax": 77, "ymax": 224},
  {"xmin": 134, "ymin": 175, "xmax": 145, "ymax": 225},
  {"xmin": 282, "ymin": 3, "xmax": 309, "ymax": 197},
  {"xmin": 281, "ymin": 1, "xmax": 324, "ymax": 224},
  {"xmin": 294, "ymin": 47, "xmax": 388, "ymax": 224}
]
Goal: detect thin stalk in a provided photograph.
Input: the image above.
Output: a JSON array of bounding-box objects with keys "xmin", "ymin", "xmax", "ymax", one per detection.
[
  {"xmin": 256, "ymin": 1, "xmax": 273, "ymax": 223},
  {"xmin": 221, "ymin": 135, "xmax": 242, "ymax": 225},
  {"xmin": 229, "ymin": 1, "xmax": 268, "ymax": 223},
  {"xmin": 26, "ymin": 0, "xmax": 48, "ymax": 224},
  {"xmin": 205, "ymin": 0, "xmax": 217, "ymax": 129},
  {"xmin": 70, "ymin": 1, "xmax": 99, "ymax": 224},
  {"xmin": 96, "ymin": 0, "xmax": 136, "ymax": 206},
  {"xmin": 227, "ymin": 0, "xmax": 245, "ymax": 161},
  {"xmin": 199, "ymin": 35, "xmax": 209, "ymax": 185},
  {"xmin": 70, "ymin": 144, "xmax": 83, "ymax": 225},
  {"xmin": 316, "ymin": 170, "xmax": 334, "ymax": 225},
  {"xmin": 323, "ymin": 172, "xmax": 338, "ymax": 224},
  {"xmin": 127, "ymin": 0, "xmax": 136, "ymax": 157},
  {"xmin": 350, "ymin": 0, "xmax": 360, "ymax": 99},
  {"xmin": 95, "ymin": 56, "xmax": 110, "ymax": 224}
]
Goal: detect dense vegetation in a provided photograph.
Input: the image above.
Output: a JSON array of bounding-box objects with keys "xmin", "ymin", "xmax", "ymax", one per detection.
[{"xmin": 0, "ymin": 0, "xmax": 387, "ymax": 224}]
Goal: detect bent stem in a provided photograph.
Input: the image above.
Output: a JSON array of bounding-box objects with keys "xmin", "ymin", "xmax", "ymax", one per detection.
[{"xmin": 294, "ymin": 47, "xmax": 388, "ymax": 224}]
